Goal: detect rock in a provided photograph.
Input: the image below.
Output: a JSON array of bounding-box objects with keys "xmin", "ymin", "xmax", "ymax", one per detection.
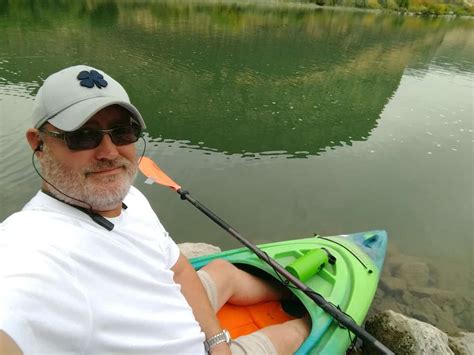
[
  {"xmin": 400, "ymin": 290, "xmax": 415, "ymax": 306},
  {"xmin": 410, "ymin": 287, "xmax": 458, "ymax": 304},
  {"xmin": 452, "ymin": 296, "xmax": 472, "ymax": 316},
  {"xmin": 178, "ymin": 242, "xmax": 221, "ymax": 258},
  {"xmin": 393, "ymin": 261, "xmax": 431, "ymax": 288},
  {"xmin": 375, "ymin": 287, "xmax": 385, "ymax": 298},
  {"xmin": 457, "ymin": 298, "xmax": 474, "ymax": 330},
  {"xmin": 380, "ymin": 276, "xmax": 407, "ymax": 294},
  {"xmin": 370, "ymin": 296, "xmax": 407, "ymax": 315},
  {"xmin": 407, "ymin": 297, "xmax": 460, "ymax": 334},
  {"xmin": 436, "ymin": 308, "xmax": 461, "ymax": 335},
  {"xmin": 381, "ymin": 263, "xmax": 392, "ymax": 278},
  {"xmin": 449, "ymin": 332, "xmax": 474, "ymax": 355},
  {"xmin": 407, "ymin": 297, "xmax": 441, "ymax": 326},
  {"xmin": 387, "ymin": 253, "xmax": 421, "ymax": 272},
  {"xmin": 364, "ymin": 310, "xmax": 454, "ymax": 354}
]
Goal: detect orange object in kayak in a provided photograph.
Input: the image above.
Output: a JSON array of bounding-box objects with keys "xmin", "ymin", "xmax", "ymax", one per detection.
[{"xmin": 216, "ymin": 301, "xmax": 296, "ymax": 339}]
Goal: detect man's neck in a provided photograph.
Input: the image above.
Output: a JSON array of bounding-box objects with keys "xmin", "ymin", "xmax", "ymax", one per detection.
[
  {"xmin": 96, "ymin": 207, "xmax": 122, "ymax": 218},
  {"xmin": 41, "ymin": 187, "xmax": 127, "ymax": 231}
]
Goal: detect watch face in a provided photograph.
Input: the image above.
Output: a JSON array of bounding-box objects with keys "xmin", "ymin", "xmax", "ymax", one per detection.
[{"xmin": 224, "ymin": 329, "xmax": 231, "ymax": 342}]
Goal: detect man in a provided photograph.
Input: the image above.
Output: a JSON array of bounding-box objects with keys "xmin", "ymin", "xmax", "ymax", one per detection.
[{"xmin": 0, "ymin": 65, "xmax": 309, "ymax": 354}]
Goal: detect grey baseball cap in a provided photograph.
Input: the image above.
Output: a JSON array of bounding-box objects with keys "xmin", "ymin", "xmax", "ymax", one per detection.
[{"xmin": 31, "ymin": 65, "xmax": 146, "ymax": 131}]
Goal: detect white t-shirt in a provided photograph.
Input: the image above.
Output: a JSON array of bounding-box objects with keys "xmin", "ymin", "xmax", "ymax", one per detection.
[{"xmin": 0, "ymin": 186, "xmax": 206, "ymax": 354}]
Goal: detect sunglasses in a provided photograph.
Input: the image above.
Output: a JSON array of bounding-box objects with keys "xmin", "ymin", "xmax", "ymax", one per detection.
[{"xmin": 39, "ymin": 124, "xmax": 142, "ymax": 151}]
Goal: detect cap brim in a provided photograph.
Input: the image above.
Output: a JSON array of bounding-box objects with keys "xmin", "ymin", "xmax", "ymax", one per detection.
[{"xmin": 47, "ymin": 97, "xmax": 146, "ymax": 131}]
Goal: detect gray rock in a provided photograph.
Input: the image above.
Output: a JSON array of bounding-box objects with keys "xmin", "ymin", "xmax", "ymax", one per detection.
[
  {"xmin": 457, "ymin": 299, "xmax": 474, "ymax": 330},
  {"xmin": 380, "ymin": 276, "xmax": 408, "ymax": 294},
  {"xmin": 375, "ymin": 287, "xmax": 385, "ymax": 298},
  {"xmin": 449, "ymin": 332, "xmax": 474, "ymax": 355},
  {"xmin": 452, "ymin": 296, "xmax": 472, "ymax": 316},
  {"xmin": 387, "ymin": 253, "xmax": 422, "ymax": 272},
  {"xmin": 393, "ymin": 261, "xmax": 431, "ymax": 288},
  {"xmin": 398, "ymin": 296, "xmax": 460, "ymax": 335},
  {"xmin": 410, "ymin": 287, "xmax": 458, "ymax": 304},
  {"xmin": 370, "ymin": 296, "xmax": 407, "ymax": 315},
  {"xmin": 364, "ymin": 310, "xmax": 454, "ymax": 354},
  {"xmin": 400, "ymin": 290, "xmax": 415, "ymax": 305},
  {"xmin": 178, "ymin": 242, "xmax": 221, "ymax": 258}
]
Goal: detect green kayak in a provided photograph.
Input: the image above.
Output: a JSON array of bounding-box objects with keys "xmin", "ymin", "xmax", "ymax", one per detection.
[{"xmin": 190, "ymin": 230, "xmax": 387, "ymax": 354}]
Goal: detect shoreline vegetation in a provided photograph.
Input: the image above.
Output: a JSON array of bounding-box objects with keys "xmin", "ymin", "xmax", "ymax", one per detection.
[
  {"xmin": 210, "ymin": 0, "xmax": 474, "ymax": 17},
  {"xmin": 306, "ymin": 0, "xmax": 474, "ymax": 17},
  {"xmin": 159, "ymin": 0, "xmax": 474, "ymax": 18}
]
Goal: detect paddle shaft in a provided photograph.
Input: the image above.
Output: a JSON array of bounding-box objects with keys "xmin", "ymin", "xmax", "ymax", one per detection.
[{"xmin": 177, "ymin": 189, "xmax": 393, "ymax": 355}]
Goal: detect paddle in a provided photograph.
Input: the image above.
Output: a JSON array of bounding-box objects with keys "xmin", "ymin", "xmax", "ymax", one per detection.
[{"xmin": 139, "ymin": 156, "xmax": 393, "ymax": 355}]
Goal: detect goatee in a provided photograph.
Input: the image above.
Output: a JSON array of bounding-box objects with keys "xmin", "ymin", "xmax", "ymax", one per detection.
[{"xmin": 40, "ymin": 146, "xmax": 137, "ymax": 211}]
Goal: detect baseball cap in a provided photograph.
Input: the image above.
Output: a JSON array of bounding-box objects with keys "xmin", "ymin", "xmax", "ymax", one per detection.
[{"xmin": 31, "ymin": 65, "xmax": 146, "ymax": 131}]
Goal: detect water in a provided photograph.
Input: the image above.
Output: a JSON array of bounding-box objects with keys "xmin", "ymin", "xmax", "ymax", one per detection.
[{"xmin": 0, "ymin": 0, "xmax": 472, "ymax": 332}]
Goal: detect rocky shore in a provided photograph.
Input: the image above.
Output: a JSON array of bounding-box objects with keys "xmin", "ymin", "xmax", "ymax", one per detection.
[
  {"xmin": 179, "ymin": 242, "xmax": 473, "ymax": 354},
  {"xmin": 370, "ymin": 246, "xmax": 473, "ymax": 335}
]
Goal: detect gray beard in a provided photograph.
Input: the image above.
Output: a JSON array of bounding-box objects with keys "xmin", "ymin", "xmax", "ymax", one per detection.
[{"xmin": 40, "ymin": 146, "xmax": 137, "ymax": 211}]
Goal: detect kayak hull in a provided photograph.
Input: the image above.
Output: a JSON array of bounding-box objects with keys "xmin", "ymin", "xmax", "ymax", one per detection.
[{"xmin": 190, "ymin": 230, "xmax": 387, "ymax": 354}]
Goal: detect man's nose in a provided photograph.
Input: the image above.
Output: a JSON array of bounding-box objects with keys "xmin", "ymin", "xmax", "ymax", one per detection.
[{"xmin": 94, "ymin": 133, "xmax": 119, "ymax": 160}]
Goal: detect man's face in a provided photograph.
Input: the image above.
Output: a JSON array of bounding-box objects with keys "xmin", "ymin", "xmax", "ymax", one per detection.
[{"xmin": 39, "ymin": 105, "xmax": 138, "ymax": 212}]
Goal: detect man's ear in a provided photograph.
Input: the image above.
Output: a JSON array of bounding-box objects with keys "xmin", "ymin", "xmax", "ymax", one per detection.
[{"xmin": 26, "ymin": 128, "xmax": 42, "ymax": 153}]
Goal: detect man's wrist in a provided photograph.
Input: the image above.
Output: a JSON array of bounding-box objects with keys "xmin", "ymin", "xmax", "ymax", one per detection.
[{"xmin": 204, "ymin": 329, "xmax": 231, "ymax": 354}]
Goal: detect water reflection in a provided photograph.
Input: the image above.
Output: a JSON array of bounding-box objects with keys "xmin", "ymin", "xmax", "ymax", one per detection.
[{"xmin": 1, "ymin": 0, "xmax": 472, "ymax": 158}]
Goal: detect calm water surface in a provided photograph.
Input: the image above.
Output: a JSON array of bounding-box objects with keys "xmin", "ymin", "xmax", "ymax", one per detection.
[{"xmin": 0, "ymin": 0, "xmax": 472, "ymax": 331}]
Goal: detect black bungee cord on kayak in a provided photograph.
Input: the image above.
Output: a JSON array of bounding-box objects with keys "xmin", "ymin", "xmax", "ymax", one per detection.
[{"xmin": 30, "ymin": 136, "xmax": 147, "ymax": 231}]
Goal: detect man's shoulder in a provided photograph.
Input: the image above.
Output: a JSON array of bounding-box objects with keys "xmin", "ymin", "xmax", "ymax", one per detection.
[
  {"xmin": 0, "ymin": 200, "xmax": 98, "ymax": 251},
  {"xmin": 125, "ymin": 185, "xmax": 149, "ymax": 204},
  {"xmin": 1, "ymin": 206, "xmax": 84, "ymax": 232},
  {"xmin": 1, "ymin": 208, "xmax": 54, "ymax": 231}
]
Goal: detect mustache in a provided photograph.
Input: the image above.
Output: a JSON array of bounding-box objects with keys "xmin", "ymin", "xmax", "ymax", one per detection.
[{"xmin": 84, "ymin": 158, "xmax": 135, "ymax": 175}]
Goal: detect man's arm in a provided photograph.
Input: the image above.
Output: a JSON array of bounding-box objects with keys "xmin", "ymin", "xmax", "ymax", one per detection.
[
  {"xmin": 0, "ymin": 331, "xmax": 22, "ymax": 355},
  {"xmin": 171, "ymin": 253, "xmax": 230, "ymax": 355}
]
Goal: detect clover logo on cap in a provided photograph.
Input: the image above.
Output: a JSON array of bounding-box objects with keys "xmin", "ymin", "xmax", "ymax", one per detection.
[{"xmin": 77, "ymin": 70, "xmax": 108, "ymax": 89}]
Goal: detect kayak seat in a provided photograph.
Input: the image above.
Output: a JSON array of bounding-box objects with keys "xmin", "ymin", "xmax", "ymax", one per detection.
[{"xmin": 217, "ymin": 300, "xmax": 297, "ymax": 339}]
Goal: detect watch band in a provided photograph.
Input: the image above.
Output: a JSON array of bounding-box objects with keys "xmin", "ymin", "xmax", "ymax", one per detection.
[{"xmin": 203, "ymin": 329, "xmax": 231, "ymax": 353}]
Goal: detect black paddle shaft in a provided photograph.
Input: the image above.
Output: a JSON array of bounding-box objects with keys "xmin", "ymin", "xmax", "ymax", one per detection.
[{"xmin": 177, "ymin": 189, "xmax": 394, "ymax": 355}]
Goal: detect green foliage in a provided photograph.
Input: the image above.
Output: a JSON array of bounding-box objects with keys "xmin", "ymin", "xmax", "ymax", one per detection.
[
  {"xmin": 313, "ymin": 0, "xmax": 473, "ymax": 16},
  {"xmin": 397, "ymin": 0, "xmax": 410, "ymax": 9},
  {"xmin": 367, "ymin": 0, "xmax": 382, "ymax": 8},
  {"xmin": 407, "ymin": 0, "xmax": 474, "ymax": 15},
  {"xmin": 355, "ymin": 0, "xmax": 368, "ymax": 7}
]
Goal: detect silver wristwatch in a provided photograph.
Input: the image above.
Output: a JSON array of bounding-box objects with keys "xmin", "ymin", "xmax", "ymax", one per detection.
[{"xmin": 203, "ymin": 329, "xmax": 231, "ymax": 353}]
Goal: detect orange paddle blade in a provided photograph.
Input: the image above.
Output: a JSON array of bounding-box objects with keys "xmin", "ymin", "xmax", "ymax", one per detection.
[{"xmin": 139, "ymin": 156, "xmax": 181, "ymax": 191}]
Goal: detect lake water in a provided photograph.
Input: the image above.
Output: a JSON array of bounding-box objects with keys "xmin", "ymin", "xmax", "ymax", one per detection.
[{"xmin": 0, "ymin": 0, "xmax": 472, "ymax": 333}]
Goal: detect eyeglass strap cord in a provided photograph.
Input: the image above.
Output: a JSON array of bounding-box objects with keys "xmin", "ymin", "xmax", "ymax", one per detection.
[{"xmin": 41, "ymin": 189, "xmax": 128, "ymax": 231}]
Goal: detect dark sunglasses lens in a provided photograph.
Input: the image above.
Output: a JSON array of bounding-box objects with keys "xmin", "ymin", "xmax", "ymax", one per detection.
[
  {"xmin": 66, "ymin": 129, "xmax": 103, "ymax": 150},
  {"xmin": 110, "ymin": 126, "xmax": 141, "ymax": 146}
]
